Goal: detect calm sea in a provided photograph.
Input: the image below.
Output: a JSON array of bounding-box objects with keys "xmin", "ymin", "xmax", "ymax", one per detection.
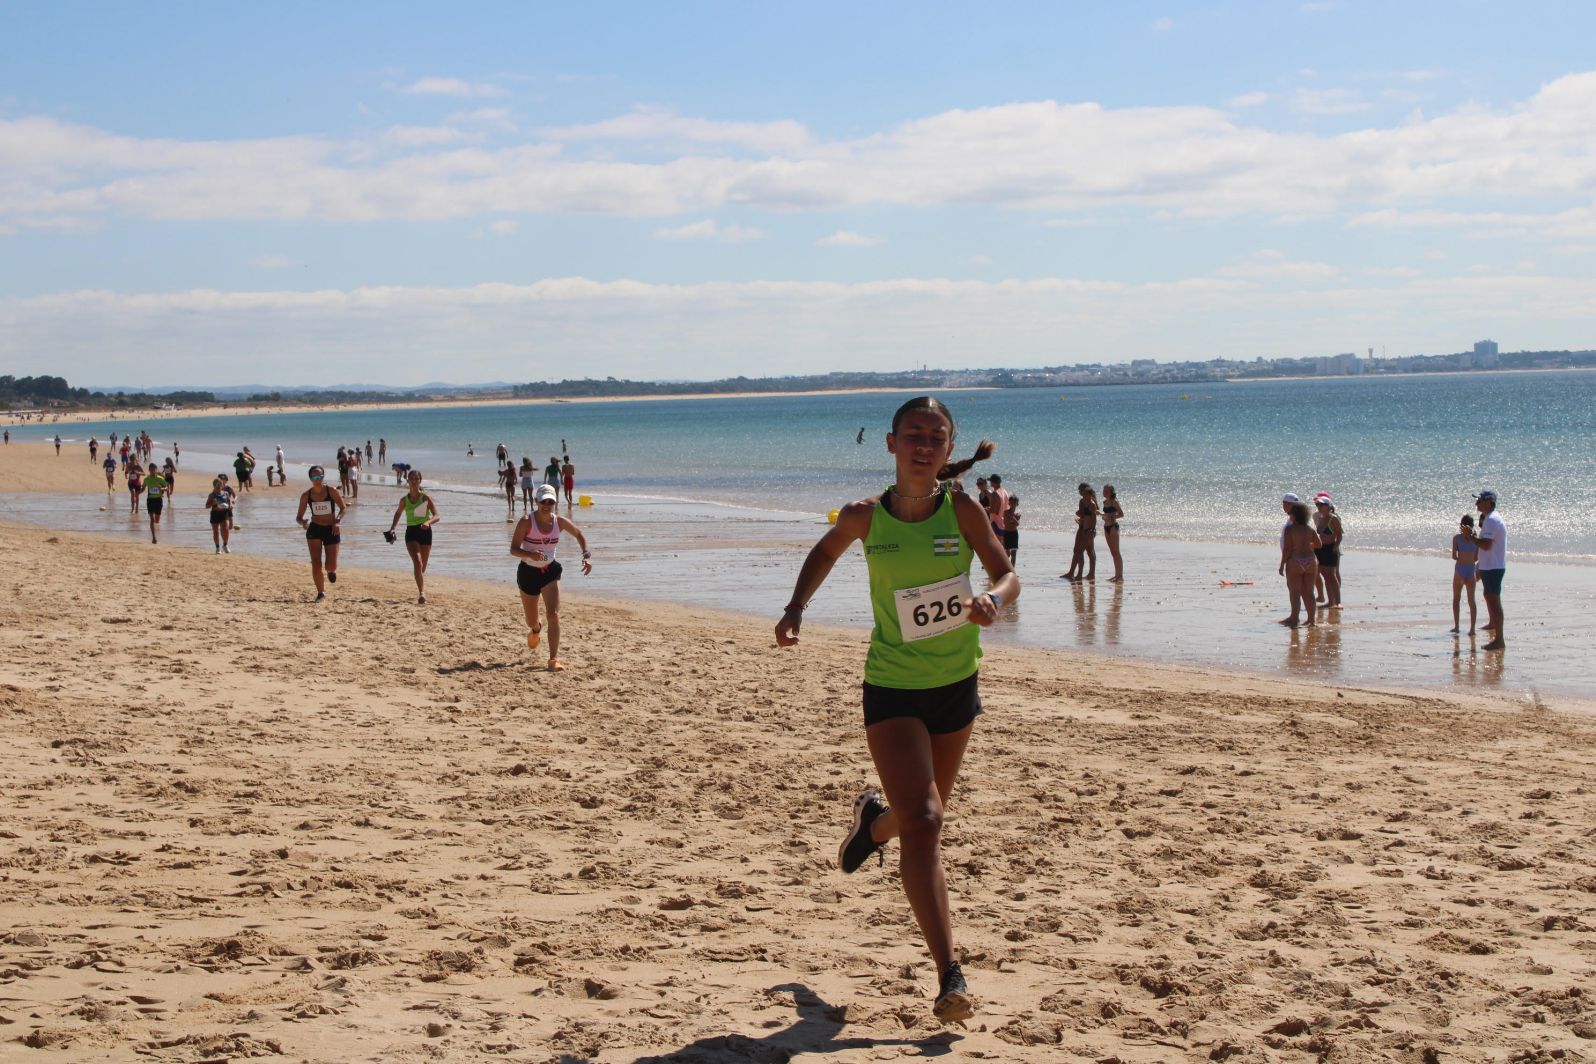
[{"xmin": 9, "ymin": 371, "xmax": 1595, "ymax": 703}]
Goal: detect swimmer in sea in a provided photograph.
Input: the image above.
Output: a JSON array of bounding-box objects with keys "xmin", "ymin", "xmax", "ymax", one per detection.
[
  {"xmin": 510, "ymin": 484, "xmax": 592, "ymax": 671},
  {"xmin": 296, "ymin": 465, "xmax": 347, "ymax": 602},
  {"xmin": 387, "ymin": 469, "xmax": 439, "ymax": 604},
  {"xmin": 775, "ymin": 395, "xmax": 1017, "ymax": 1026}
]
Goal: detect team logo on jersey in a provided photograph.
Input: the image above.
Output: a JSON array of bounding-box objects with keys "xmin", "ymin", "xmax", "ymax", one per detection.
[{"xmin": 931, "ymin": 535, "xmax": 961, "ymax": 556}]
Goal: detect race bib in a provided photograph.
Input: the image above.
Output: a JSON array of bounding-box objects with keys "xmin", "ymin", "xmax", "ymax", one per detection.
[{"xmin": 893, "ymin": 573, "xmax": 973, "ymax": 642}]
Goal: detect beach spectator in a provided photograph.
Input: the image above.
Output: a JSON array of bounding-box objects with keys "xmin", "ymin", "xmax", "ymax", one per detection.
[
  {"xmin": 143, "ymin": 463, "xmax": 167, "ymax": 543},
  {"xmin": 234, "ymin": 451, "xmax": 254, "ymax": 493},
  {"xmin": 388, "ymin": 469, "xmax": 439, "ymax": 604},
  {"xmin": 1102, "ymin": 485, "xmax": 1125, "ymax": 582},
  {"xmin": 544, "ymin": 455, "xmax": 561, "ymax": 488},
  {"xmin": 562, "ymin": 456, "xmax": 576, "ymax": 507},
  {"xmin": 205, "ymin": 477, "xmax": 233, "ymax": 553},
  {"xmin": 3, "ymin": 430, "xmax": 8, "ymax": 444},
  {"xmin": 511, "ymin": 484, "xmax": 593, "ymax": 671},
  {"xmin": 296, "ymin": 465, "xmax": 346, "ymax": 602},
  {"xmin": 857, "ymin": 426, "xmax": 866, "ymax": 444},
  {"xmin": 1064, "ymin": 483, "xmax": 1099, "ymax": 581},
  {"xmin": 467, "ymin": 442, "xmax": 475, "ymax": 457},
  {"xmin": 1451, "ymin": 514, "xmax": 1479, "ymax": 633},
  {"xmin": 336, "ymin": 448, "xmax": 351, "ymax": 495},
  {"xmin": 172, "ymin": 441, "xmax": 179, "ymax": 466},
  {"xmin": 89, "ymin": 437, "xmax": 98, "ymax": 464},
  {"xmin": 265, "ymin": 465, "xmax": 276, "ymax": 487},
  {"xmin": 1278, "ymin": 502, "xmax": 1322, "ymax": 628},
  {"xmin": 345, "ymin": 446, "xmax": 360, "ymax": 499},
  {"xmin": 378, "ymin": 438, "xmax": 386, "ymax": 464},
  {"xmin": 496, "ymin": 441, "xmax": 509, "ymax": 470},
  {"xmin": 366, "ymin": 440, "xmax": 374, "ymax": 465},
  {"xmin": 974, "ymin": 476, "xmax": 989, "ymax": 512},
  {"xmin": 774, "ymin": 395, "xmax": 1014, "ymax": 1026},
  {"xmin": 985, "ymin": 474, "xmax": 1009, "ymax": 543},
  {"xmin": 1003, "ymin": 494, "xmax": 1021, "ymax": 565},
  {"xmin": 275, "ymin": 444, "xmax": 285, "ymax": 478},
  {"xmin": 54, "ymin": 434, "xmax": 61, "ymax": 455},
  {"xmin": 1313, "ymin": 493, "xmax": 1343, "ymax": 608},
  {"xmin": 519, "ymin": 458, "xmax": 537, "ymax": 514},
  {"xmin": 1474, "ymin": 490, "xmax": 1507, "ymax": 650},
  {"xmin": 392, "ymin": 460, "xmax": 410, "ymax": 485},
  {"xmin": 499, "ymin": 463, "xmax": 517, "ymax": 519}
]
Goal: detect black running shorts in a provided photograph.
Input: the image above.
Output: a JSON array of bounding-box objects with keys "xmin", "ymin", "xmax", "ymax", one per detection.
[
  {"xmin": 863, "ymin": 673, "xmax": 982, "ymax": 735},
  {"xmin": 404, "ymin": 525, "xmax": 433, "ymax": 546},
  {"xmin": 305, "ymin": 522, "xmax": 341, "ymax": 545},
  {"xmin": 516, "ymin": 559, "xmax": 562, "ymax": 596},
  {"xmin": 146, "ymin": 497, "xmax": 163, "ymax": 516}
]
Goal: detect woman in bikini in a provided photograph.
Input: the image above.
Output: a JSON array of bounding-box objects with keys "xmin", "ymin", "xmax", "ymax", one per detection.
[
  {"xmin": 511, "ymin": 483, "xmax": 592, "ymax": 671},
  {"xmin": 775, "ymin": 396, "xmax": 1018, "ymax": 1026},
  {"xmin": 387, "ymin": 470, "xmax": 440, "ymax": 604},
  {"xmin": 295, "ymin": 465, "xmax": 347, "ymax": 602},
  {"xmin": 519, "ymin": 457, "xmax": 538, "ymax": 515},
  {"xmin": 1277, "ymin": 502, "xmax": 1323, "ymax": 628},
  {"xmin": 1450, "ymin": 514, "xmax": 1480, "ymax": 634},
  {"xmin": 1312, "ymin": 493, "xmax": 1343, "ymax": 608},
  {"xmin": 1101, "ymin": 484, "xmax": 1125, "ymax": 582}
]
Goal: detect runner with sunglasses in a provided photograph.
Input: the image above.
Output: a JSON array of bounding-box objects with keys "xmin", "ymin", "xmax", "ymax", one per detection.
[
  {"xmin": 295, "ymin": 465, "xmax": 347, "ymax": 602},
  {"xmin": 510, "ymin": 483, "xmax": 592, "ymax": 671}
]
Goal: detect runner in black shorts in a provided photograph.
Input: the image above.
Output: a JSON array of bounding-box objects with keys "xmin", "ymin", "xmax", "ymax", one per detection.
[
  {"xmin": 387, "ymin": 469, "xmax": 439, "ymax": 604},
  {"xmin": 510, "ymin": 484, "xmax": 592, "ymax": 670},
  {"xmin": 295, "ymin": 465, "xmax": 346, "ymax": 602}
]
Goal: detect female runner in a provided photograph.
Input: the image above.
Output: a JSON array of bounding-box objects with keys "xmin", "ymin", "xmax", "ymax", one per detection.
[
  {"xmin": 387, "ymin": 469, "xmax": 440, "ymax": 603},
  {"xmin": 295, "ymin": 465, "xmax": 347, "ymax": 602},
  {"xmin": 510, "ymin": 483, "xmax": 592, "ymax": 670},
  {"xmin": 204, "ymin": 477, "xmax": 233, "ymax": 553},
  {"xmin": 774, "ymin": 396, "xmax": 1018, "ymax": 1025}
]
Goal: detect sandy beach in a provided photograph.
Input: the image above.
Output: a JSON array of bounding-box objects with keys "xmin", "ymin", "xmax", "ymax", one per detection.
[{"xmin": 3, "ymin": 456, "xmax": 1596, "ymax": 1061}]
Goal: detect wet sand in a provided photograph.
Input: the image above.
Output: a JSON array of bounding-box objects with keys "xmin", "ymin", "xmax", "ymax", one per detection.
[{"xmin": 3, "ymin": 450, "xmax": 1596, "ymax": 1059}]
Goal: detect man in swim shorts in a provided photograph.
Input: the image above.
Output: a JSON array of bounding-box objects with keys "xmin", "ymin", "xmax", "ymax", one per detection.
[{"xmin": 1474, "ymin": 489, "xmax": 1507, "ymax": 651}]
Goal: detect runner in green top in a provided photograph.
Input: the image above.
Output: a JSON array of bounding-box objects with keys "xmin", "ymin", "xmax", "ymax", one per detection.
[
  {"xmin": 142, "ymin": 469, "xmax": 169, "ymax": 544},
  {"xmin": 775, "ymin": 396, "xmax": 1018, "ymax": 1025}
]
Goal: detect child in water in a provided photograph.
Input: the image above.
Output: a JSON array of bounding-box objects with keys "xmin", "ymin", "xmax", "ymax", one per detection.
[{"xmin": 1450, "ymin": 514, "xmax": 1479, "ymax": 634}]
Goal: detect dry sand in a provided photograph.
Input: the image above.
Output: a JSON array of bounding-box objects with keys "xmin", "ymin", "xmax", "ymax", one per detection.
[{"xmin": 2, "ymin": 456, "xmax": 1596, "ymax": 1061}]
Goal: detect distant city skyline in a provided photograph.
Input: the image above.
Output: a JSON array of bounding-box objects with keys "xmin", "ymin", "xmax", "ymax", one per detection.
[{"xmin": 5, "ymin": 2, "xmax": 1596, "ymax": 384}]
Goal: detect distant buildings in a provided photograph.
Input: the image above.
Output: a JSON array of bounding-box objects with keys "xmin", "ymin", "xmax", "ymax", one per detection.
[
  {"xmin": 1474, "ymin": 339, "xmax": 1500, "ymax": 368},
  {"xmin": 1315, "ymin": 352, "xmax": 1363, "ymax": 375}
]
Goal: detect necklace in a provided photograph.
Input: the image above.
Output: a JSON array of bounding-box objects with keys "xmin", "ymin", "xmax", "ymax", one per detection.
[{"xmin": 890, "ymin": 485, "xmax": 941, "ymax": 500}]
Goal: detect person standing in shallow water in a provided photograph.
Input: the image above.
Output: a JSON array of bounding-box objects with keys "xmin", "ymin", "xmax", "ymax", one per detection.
[
  {"xmin": 775, "ymin": 396, "xmax": 1018, "ymax": 1026},
  {"xmin": 1474, "ymin": 489, "xmax": 1507, "ymax": 651}
]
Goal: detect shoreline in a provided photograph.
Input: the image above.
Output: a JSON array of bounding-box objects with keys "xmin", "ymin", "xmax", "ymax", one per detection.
[{"xmin": 2, "ymin": 385, "xmax": 994, "ymax": 428}]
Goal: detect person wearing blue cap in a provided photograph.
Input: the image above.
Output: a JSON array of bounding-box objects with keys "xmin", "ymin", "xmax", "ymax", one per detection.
[{"xmin": 1473, "ymin": 490, "xmax": 1506, "ymax": 650}]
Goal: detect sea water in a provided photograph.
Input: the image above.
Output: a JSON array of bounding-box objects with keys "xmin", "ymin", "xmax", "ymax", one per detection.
[{"xmin": 10, "ymin": 371, "xmax": 1595, "ymax": 703}]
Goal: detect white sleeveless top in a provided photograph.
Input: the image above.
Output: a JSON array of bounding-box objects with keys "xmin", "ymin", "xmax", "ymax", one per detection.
[{"xmin": 519, "ymin": 515, "xmax": 561, "ymax": 568}]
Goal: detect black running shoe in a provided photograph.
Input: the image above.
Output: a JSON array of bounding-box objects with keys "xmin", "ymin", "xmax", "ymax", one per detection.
[
  {"xmin": 933, "ymin": 962, "xmax": 974, "ymax": 1024},
  {"xmin": 327, "ymin": 570, "xmax": 337, "ymax": 583},
  {"xmin": 314, "ymin": 592, "xmax": 326, "ymax": 603},
  {"xmin": 838, "ymin": 789, "xmax": 889, "ymax": 873}
]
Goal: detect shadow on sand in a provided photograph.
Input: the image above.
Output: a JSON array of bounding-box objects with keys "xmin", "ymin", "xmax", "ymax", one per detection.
[{"xmin": 557, "ymin": 982, "xmax": 959, "ymax": 1063}]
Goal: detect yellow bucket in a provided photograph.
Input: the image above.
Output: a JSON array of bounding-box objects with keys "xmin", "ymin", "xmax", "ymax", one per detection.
[
  {"xmin": 578, "ymin": 494, "xmax": 593, "ymax": 507},
  {"xmin": 827, "ymin": 508, "xmax": 840, "ymax": 524}
]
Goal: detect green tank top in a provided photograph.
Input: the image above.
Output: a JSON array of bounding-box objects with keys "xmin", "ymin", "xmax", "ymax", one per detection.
[
  {"xmin": 863, "ymin": 487, "xmax": 981, "ymax": 689},
  {"xmin": 403, "ymin": 493, "xmax": 432, "ymax": 526}
]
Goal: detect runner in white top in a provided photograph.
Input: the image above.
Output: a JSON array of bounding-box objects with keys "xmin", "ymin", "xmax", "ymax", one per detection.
[{"xmin": 510, "ymin": 484, "xmax": 592, "ymax": 671}]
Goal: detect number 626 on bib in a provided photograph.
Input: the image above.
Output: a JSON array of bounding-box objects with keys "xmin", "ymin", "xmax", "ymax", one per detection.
[{"xmin": 893, "ymin": 573, "xmax": 974, "ymax": 642}]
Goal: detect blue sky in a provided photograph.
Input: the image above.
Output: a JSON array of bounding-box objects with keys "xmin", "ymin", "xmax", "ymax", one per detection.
[{"xmin": 4, "ymin": 1, "xmax": 1596, "ymax": 385}]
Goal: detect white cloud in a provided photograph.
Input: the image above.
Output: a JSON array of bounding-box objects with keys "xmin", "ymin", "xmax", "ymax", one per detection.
[
  {"xmin": 653, "ymin": 219, "xmax": 763, "ymax": 243},
  {"xmin": 7, "ymin": 72, "xmax": 1596, "ymax": 232},
  {"xmin": 488, "ymin": 220, "xmax": 518, "ymax": 236},
  {"xmin": 451, "ymin": 108, "xmax": 517, "ymax": 131},
  {"xmin": 1363, "ymin": 265, "xmax": 1422, "ymax": 278},
  {"xmin": 8, "ymin": 271, "xmax": 1595, "ymax": 384},
  {"xmin": 1349, "ymin": 205, "xmax": 1596, "ymax": 241},
  {"xmin": 380, "ymin": 125, "xmax": 469, "ymax": 148},
  {"xmin": 1228, "ymin": 91, "xmax": 1270, "ymax": 108},
  {"xmin": 818, "ymin": 230, "xmax": 884, "ymax": 247},
  {"xmin": 401, "ymin": 77, "xmax": 506, "ymax": 98},
  {"xmin": 249, "ymin": 254, "xmax": 296, "ymax": 269}
]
